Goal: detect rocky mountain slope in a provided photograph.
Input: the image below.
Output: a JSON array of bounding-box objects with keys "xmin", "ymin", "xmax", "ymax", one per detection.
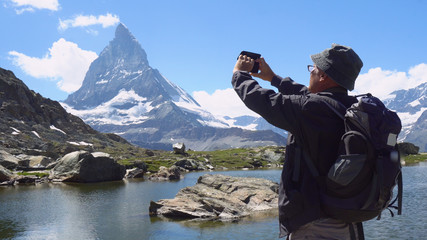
[
  {"xmin": 62, "ymin": 23, "xmax": 285, "ymax": 150},
  {"xmin": 0, "ymin": 67, "xmax": 140, "ymax": 160}
]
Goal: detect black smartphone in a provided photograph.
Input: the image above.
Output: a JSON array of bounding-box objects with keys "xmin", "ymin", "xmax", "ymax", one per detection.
[{"xmin": 238, "ymin": 51, "xmax": 261, "ymax": 73}]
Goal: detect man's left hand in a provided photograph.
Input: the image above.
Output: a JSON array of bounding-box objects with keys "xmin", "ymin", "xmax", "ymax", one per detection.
[{"xmin": 233, "ymin": 55, "xmax": 254, "ymax": 73}]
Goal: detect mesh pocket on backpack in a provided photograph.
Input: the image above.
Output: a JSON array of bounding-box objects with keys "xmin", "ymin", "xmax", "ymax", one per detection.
[{"xmin": 328, "ymin": 154, "xmax": 367, "ymax": 186}]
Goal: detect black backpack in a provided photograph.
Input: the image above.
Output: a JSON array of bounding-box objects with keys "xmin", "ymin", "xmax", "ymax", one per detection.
[{"xmin": 302, "ymin": 94, "xmax": 403, "ymax": 236}]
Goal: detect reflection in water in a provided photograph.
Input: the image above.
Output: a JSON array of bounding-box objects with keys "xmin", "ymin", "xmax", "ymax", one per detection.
[
  {"xmin": 0, "ymin": 219, "xmax": 22, "ymax": 239},
  {"xmin": 0, "ymin": 180, "xmax": 129, "ymax": 239},
  {"xmin": 150, "ymin": 208, "xmax": 278, "ymax": 229},
  {"xmin": 0, "ymin": 167, "xmax": 426, "ymax": 240}
]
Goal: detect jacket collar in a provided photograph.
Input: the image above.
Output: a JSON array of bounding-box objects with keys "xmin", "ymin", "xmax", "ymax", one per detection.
[{"xmin": 323, "ymin": 86, "xmax": 348, "ymax": 94}]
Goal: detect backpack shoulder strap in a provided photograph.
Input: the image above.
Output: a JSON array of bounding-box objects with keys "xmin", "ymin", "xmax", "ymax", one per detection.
[
  {"xmin": 320, "ymin": 93, "xmax": 370, "ymax": 120},
  {"xmin": 302, "ymin": 148, "xmax": 320, "ymax": 177},
  {"xmin": 294, "ymin": 94, "xmax": 366, "ymax": 180},
  {"xmin": 295, "ymin": 94, "xmax": 349, "ymax": 178},
  {"xmin": 323, "ymin": 99, "xmax": 346, "ymax": 120}
]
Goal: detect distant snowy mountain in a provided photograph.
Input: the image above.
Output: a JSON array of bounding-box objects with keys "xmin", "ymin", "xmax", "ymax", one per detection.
[
  {"xmin": 221, "ymin": 115, "xmax": 287, "ymax": 138},
  {"xmin": 383, "ymin": 82, "xmax": 426, "ymax": 152},
  {"xmin": 62, "ymin": 23, "xmax": 285, "ymax": 150},
  {"xmin": 222, "ymin": 81, "xmax": 427, "ymax": 152}
]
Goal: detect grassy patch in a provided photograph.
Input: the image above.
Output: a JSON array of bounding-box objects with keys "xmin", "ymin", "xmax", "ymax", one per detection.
[
  {"xmin": 188, "ymin": 146, "xmax": 284, "ymax": 170},
  {"xmin": 116, "ymin": 151, "xmax": 184, "ymax": 172},
  {"xmin": 113, "ymin": 146, "xmax": 285, "ymax": 173},
  {"xmin": 17, "ymin": 172, "xmax": 49, "ymax": 178},
  {"xmin": 143, "ymin": 159, "xmax": 176, "ymax": 173},
  {"xmin": 402, "ymin": 153, "xmax": 427, "ymax": 165}
]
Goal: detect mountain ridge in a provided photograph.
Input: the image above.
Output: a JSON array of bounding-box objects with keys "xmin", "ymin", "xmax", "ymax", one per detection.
[{"xmin": 63, "ymin": 23, "xmax": 286, "ymax": 151}]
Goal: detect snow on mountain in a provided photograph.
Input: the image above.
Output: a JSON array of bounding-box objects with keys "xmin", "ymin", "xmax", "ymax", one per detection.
[
  {"xmin": 62, "ymin": 89, "xmax": 152, "ymax": 126},
  {"xmin": 395, "ymin": 107, "xmax": 426, "ymax": 140},
  {"xmin": 219, "ymin": 115, "xmax": 288, "ymax": 138},
  {"xmin": 63, "ymin": 87, "xmax": 230, "ymax": 129},
  {"xmin": 220, "ymin": 116, "xmax": 259, "ymax": 131},
  {"xmin": 62, "ymin": 23, "xmax": 285, "ymax": 150},
  {"xmin": 383, "ymin": 81, "xmax": 427, "ymax": 151}
]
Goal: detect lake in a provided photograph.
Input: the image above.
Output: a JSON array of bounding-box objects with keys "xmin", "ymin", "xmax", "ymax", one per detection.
[{"xmin": 1, "ymin": 164, "xmax": 426, "ymax": 240}]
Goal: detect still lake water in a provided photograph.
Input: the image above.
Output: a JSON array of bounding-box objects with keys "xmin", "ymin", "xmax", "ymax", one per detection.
[{"xmin": 0, "ymin": 164, "xmax": 426, "ymax": 240}]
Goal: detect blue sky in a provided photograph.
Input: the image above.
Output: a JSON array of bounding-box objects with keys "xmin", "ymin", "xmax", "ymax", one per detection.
[{"xmin": 1, "ymin": 0, "xmax": 427, "ymax": 117}]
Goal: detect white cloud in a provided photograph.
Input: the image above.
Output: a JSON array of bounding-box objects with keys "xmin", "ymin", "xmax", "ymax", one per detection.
[
  {"xmin": 10, "ymin": 0, "xmax": 59, "ymax": 14},
  {"xmin": 9, "ymin": 38, "xmax": 98, "ymax": 93},
  {"xmin": 59, "ymin": 13, "xmax": 120, "ymax": 31},
  {"xmin": 193, "ymin": 89, "xmax": 259, "ymax": 118},
  {"xmin": 354, "ymin": 63, "xmax": 427, "ymax": 99}
]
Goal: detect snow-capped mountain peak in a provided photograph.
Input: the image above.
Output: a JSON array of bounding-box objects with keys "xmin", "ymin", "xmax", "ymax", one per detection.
[{"xmin": 62, "ymin": 23, "xmax": 286, "ymax": 150}]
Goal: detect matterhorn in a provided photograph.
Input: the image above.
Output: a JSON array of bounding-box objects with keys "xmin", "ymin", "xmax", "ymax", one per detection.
[{"xmin": 62, "ymin": 23, "xmax": 285, "ymax": 150}]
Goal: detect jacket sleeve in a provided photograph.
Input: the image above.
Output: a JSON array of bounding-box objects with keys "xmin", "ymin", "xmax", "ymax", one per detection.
[
  {"xmin": 271, "ymin": 75, "xmax": 309, "ymax": 95},
  {"xmin": 232, "ymin": 71, "xmax": 306, "ymax": 134}
]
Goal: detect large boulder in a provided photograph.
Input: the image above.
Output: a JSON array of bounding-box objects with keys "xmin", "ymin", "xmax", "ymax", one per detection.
[
  {"xmin": 174, "ymin": 159, "xmax": 205, "ymax": 171},
  {"xmin": 262, "ymin": 148, "xmax": 285, "ymax": 162},
  {"xmin": 50, "ymin": 151, "xmax": 126, "ymax": 183},
  {"xmin": 172, "ymin": 143, "xmax": 186, "ymax": 155},
  {"xmin": 0, "ymin": 165, "xmax": 14, "ymax": 182},
  {"xmin": 130, "ymin": 160, "xmax": 147, "ymax": 172},
  {"xmin": 125, "ymin": 168, "xmax": 144, "ymax": 178},
  {"xmin": 148, "ymin": 166, "xmax": 182, "ymax": 181},
  {"xmin": 0, "ymin": 150, "xmax": 19, "ymax": 170},
  {"xmin": 398, "ymin": 142, "xmax": 420, "ymax": 155},
  {"xmin": 149, "ymin": 174, "xmax": 278, "ymax": 219}
]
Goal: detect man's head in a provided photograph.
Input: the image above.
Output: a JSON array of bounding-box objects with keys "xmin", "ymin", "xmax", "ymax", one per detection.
[
  {"xmin": 310, "ymin": 44, "xmax": 363, "ymax": 91},
  {"xmin": 308, "ymin": 65, "xmax": 339, "ymax": 93}
]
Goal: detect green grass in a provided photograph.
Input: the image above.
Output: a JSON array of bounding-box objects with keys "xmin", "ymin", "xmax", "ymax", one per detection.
[
  {"xmin": 114, "ymin": 146, "xmax": 426, "ymax": 173},
  {"xmin": 402, "ymin": 153, "xmax": 427, "ymax": 165},
  {"xmin": 143, "ymin": 159, "xmax": 176, "ymax": 173},
  {"xmin": 17, "ymin": 172, "xmax": 49, "ymax": 178},
  {"xmin": 191, "ymin": 148, "xmax": 252, "ymax": 169},
  {"xmin": 114, "ymin": 146, "xmax": 285, "ymax": 173}
]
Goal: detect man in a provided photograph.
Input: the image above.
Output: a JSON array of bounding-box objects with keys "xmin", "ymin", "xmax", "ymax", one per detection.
[{"xmin": 232, "ymin": 44, "xmax": 363, "ymax": 239}]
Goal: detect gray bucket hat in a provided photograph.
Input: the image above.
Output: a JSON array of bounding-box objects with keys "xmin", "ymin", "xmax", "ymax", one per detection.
[{"xmin": 310, "ymin": 44, "xmax": 363, "ymax": 91}]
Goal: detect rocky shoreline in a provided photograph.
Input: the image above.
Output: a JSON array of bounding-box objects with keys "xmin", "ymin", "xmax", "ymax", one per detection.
[
  {"xmin": 1, "ymin": 148, "xmax": 282, "ymax": 221},
  {"xmin": 0, "ymin": 144, "xmax": 286, "ymax": 186}
]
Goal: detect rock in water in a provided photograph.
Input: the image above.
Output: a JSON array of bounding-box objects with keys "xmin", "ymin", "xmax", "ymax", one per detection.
[
  {"xmin": 149, "ymin": 174, "xmax": 278, "ymax": 220},
  {"xmin": 174, "ymin": 159, "xmax": 204, "ymax": 171},
  {"xmin": 125, "ymin": 168, "xmax": 144, "ymax": 178},
  {"xmin": 50, "ymin": 151, "xmax": 126, "ymax": 183}
]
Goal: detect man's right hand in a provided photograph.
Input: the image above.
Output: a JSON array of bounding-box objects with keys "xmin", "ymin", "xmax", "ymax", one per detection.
[{"xmin": 251, "ymin": 57, "xmax": 276, "ymax": 82}]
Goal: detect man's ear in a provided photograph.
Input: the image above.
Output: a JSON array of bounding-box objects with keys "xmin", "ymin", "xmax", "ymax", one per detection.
[
  {"xmin": 319, "ymin": 74, "xmax": 327, "ymax": 82},
  {"xmin": 322, "ymin": 75, "xmax": 340, "ymax": 88}
]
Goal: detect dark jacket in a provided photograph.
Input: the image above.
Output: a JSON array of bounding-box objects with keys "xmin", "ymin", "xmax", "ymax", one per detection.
[{"xmin": 232, "ymin": 71, "xmax": 357, "ymax": 237}]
